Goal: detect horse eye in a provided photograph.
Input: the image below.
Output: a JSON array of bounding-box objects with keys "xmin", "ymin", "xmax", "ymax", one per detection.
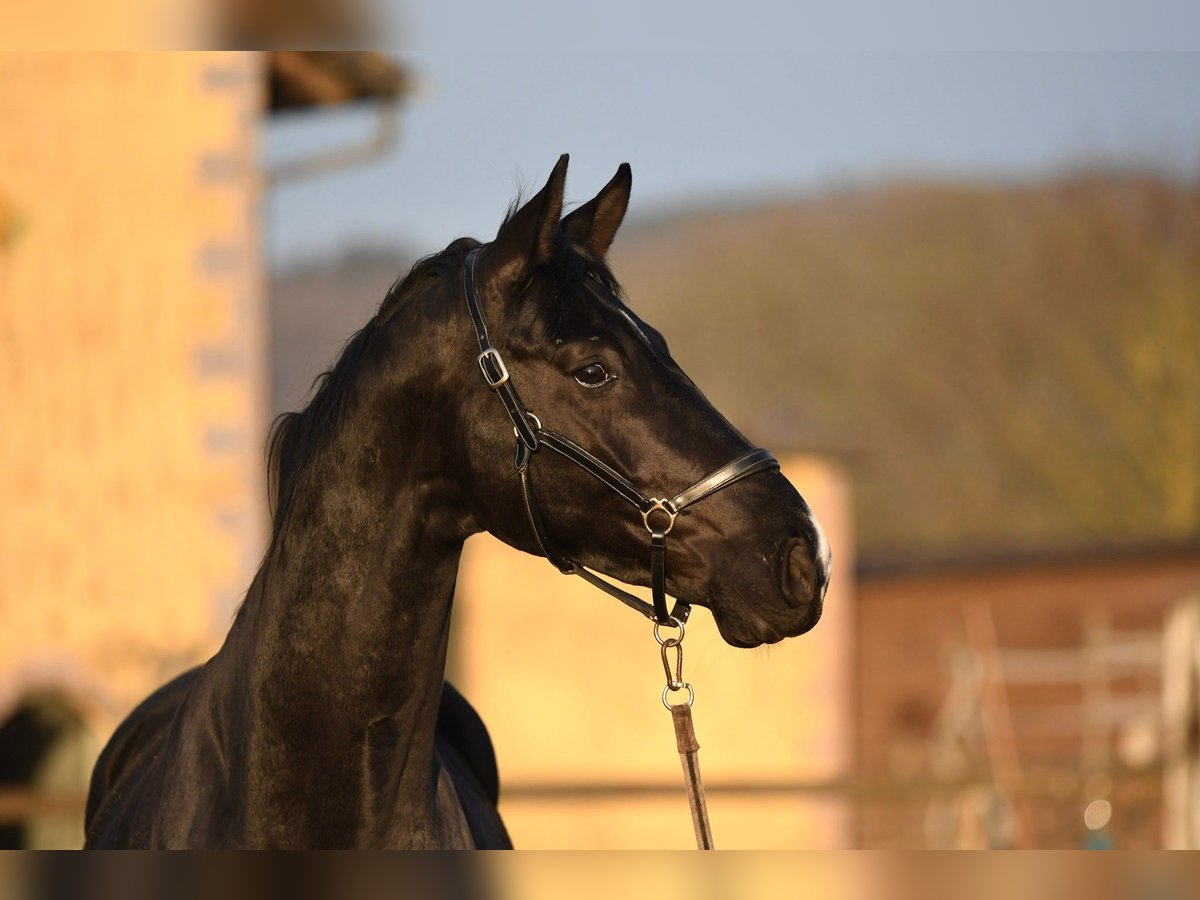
[{"xmin": 573, "ymin": 362, "xmax": 614, "ymax": 388}]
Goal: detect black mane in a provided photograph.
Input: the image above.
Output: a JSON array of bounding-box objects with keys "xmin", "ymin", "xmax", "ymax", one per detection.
[{"xmin": 265, "ymin": 238, "xmax": 479, "ymax": 540}]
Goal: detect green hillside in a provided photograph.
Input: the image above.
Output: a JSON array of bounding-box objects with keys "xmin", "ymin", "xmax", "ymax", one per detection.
[{"xmin": 608, "ymin": 173, "xmax": 1200, "ymax": 564}]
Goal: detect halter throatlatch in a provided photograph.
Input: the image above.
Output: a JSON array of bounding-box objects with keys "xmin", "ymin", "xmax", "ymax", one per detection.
[{"xmin": 463, "ymin": 247, "xmax": 780, "ymax": 625}]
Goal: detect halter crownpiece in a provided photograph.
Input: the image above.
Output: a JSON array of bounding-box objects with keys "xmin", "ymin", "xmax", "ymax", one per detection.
[{"xmin": 463, "ymin": 247, "xmax": 780, "ymax": 625}]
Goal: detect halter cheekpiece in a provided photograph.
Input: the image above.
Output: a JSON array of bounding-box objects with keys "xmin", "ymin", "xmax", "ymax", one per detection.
[{"xmin": 463, "ymin": 247, "xmax": 780, "ymax": 626}]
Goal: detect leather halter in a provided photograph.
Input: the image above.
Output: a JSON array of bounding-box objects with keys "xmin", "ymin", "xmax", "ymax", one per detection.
[{"xmin": 463, "ymin": 247, "xmax": 780, "ymax": 625}]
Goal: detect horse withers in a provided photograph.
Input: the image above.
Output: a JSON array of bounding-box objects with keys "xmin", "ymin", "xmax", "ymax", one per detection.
[{"xmin": 83, "ymin": 156, "xmax": 831, "ymax": 848}]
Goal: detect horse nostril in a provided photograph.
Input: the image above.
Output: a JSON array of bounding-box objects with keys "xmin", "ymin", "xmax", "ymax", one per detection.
[{"xmin": 779, "ymin": 537, "xmax": 818, "ymax": 608}]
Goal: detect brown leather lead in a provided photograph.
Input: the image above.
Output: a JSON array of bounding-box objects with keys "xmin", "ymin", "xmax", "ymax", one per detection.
[{"xmin": 671, "ymin": 703, "xmax": 714, "ymax": 849}]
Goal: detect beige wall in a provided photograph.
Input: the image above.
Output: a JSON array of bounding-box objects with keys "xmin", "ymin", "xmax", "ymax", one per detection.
[
  {"xmin": 0, "ymin": 52, "xmax": 265, "ymax": 739},
  {"xmin": 451, "ymin": 453, "xmax": 854, "ymax": 849},
  {"xmin": 2, "ymin": 1, "xmax": 210, "ymax": 50}
]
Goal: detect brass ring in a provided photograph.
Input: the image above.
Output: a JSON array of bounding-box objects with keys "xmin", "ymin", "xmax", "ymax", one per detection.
[
  {"xmin": 641, "ymin": 498, "xmax": 678, "ymax": 535},
  {"xmin": 514, "ymin": 412, "xmax": 542, "ymax": 441}
]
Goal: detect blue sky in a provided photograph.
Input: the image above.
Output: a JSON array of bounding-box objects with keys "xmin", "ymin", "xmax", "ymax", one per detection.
[{"xmin": 266, "ymin": 49, "xmax": 1200, "ymax": 269}]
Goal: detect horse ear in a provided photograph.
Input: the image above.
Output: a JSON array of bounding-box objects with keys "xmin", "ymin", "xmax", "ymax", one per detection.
[
  {"xmin": 561, "ymin": 163, "xmax": 631, "ymax": 258},
  {"xmin": 481, "ymin": 154, "xmax": 569, "ymax": 291}
]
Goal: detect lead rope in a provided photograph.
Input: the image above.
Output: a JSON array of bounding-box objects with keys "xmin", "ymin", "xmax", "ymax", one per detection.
[{"xmin": 655, "ymin": 618, "xmax": 714, "ymax": 850}]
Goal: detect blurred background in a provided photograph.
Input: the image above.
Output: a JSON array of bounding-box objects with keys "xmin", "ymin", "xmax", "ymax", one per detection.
[{"xmin": 2, "ymin": 21, "xmax": 1200, "ymax": 852}]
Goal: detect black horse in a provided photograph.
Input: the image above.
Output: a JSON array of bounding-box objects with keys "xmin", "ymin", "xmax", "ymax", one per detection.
[{"xmin": 83, "ymin": 157, "xmax": 831, "ymax": 848}]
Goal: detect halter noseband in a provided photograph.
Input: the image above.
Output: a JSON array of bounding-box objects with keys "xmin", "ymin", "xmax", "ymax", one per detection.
[{"xmin": 463, "ymin": 247, "xmax": 780, "ymax": 626}]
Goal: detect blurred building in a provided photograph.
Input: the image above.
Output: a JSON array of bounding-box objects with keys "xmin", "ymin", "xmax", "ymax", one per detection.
[
  {"xmin": 856, "ymin": 546, "xmax": 1200, "ymax": 849},
  {"xmin": 0, "ymin": 50, "xmax": 405, "ymax": 848},
  {"xmin": 0, "ymin": 52, "xmax": 264, "ymax": 847}
]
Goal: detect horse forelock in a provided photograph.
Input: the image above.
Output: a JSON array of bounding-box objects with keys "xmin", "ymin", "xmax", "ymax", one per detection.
[{"xmin": 549, "ymin": 246, "xmax": 670, "ymax": 361}]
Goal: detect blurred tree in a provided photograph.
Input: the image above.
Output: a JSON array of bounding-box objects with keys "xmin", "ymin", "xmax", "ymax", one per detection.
[
  {"xmin": 275, "ymin": 172, "xmax": 1200, "ymax": 564},
  {"xmin": 605, "ymin": 173, "xmax": 1200, "ymax": 563}
]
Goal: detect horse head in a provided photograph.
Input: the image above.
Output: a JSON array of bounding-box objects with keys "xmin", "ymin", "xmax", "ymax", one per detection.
[{"xmin": 443, "ymin": 156, "xmax": 830, "ymax": 648}]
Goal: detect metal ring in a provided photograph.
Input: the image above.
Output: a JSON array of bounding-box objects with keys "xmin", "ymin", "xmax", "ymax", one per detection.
[
  {"xmin": 662, "ymin": 683, "xmax": 695, "ymax": 710},
  {"xmin": 514, "ymin": 412, "xmax": 542, "ymax": 441},
  {"xmin": 653, "ymin": 617, "xmax": 685, "ymax": 645},
  {"xmin": 641, "ymin": 498, "xmax": 678, "ymax": 535}
]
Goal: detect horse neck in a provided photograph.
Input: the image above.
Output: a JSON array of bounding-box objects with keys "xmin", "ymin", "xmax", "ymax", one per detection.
[{"xmin": 214, "ymin": 353, "xmax": 475, "ymax": 839}]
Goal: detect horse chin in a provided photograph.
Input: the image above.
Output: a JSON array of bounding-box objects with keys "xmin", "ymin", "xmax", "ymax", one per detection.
[{"xmin": 710, "ymin": 598, "xmax": 824, "ymax": 649}]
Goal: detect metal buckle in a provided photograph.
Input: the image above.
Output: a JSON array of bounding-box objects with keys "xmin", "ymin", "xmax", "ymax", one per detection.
[
  {"xmin": 641, "ymin": 498, "xmax": 678, "ymax": 535},
  {"xmin": 477, "ymin": 348, "xmax": 509, "ymax": 389}
]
